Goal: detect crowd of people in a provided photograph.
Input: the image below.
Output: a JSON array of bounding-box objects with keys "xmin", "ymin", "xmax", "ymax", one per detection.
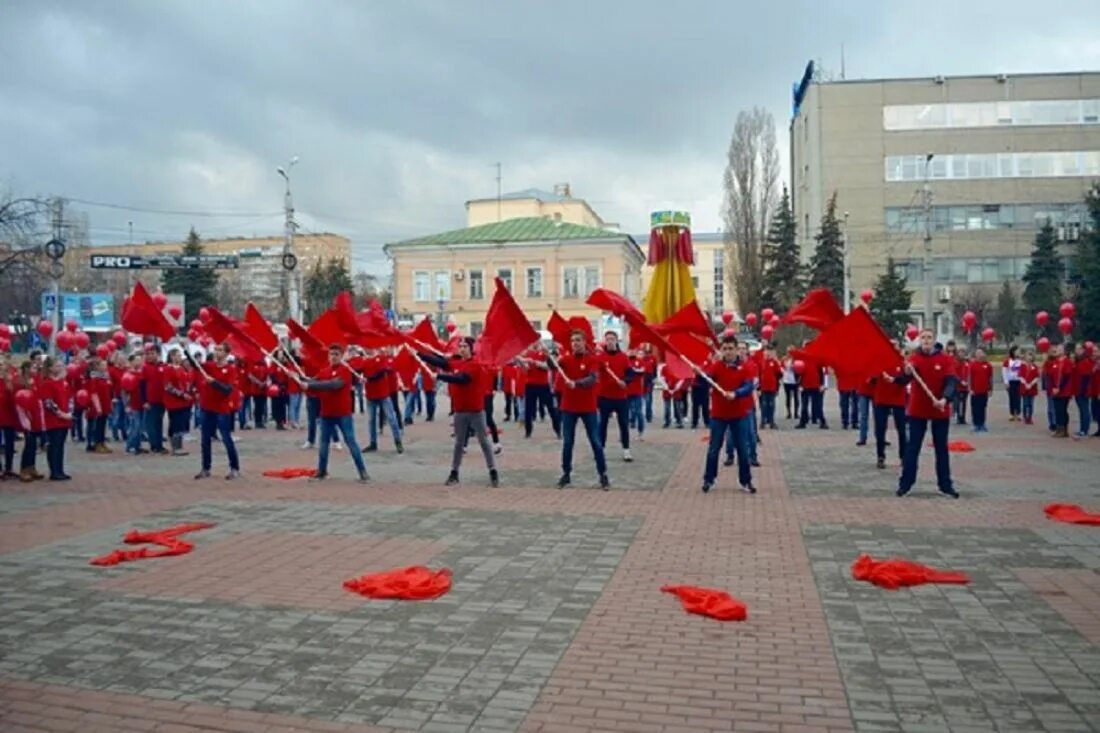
[{"xmin": 0, "ymin": 328, "xmax": 1096, "ymax": 497}]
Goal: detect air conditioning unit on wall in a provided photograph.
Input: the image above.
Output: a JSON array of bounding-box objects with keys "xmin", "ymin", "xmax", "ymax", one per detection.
[
  {"xmin": 454, "ymin": 269, "xmax": 465, "ymax": 281},
  {"xmin": 937, "ymin": 286, "xmax": 951, "ymax": 303}
]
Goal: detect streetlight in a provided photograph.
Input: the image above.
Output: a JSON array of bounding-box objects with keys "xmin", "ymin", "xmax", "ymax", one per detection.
[
  {"xmin": 276, "ymin": 156, "xmax": 299, "ymax": 320},
  {"xmin": 841, "ymin": 211, "xmax": 850, "ymax": 315}
]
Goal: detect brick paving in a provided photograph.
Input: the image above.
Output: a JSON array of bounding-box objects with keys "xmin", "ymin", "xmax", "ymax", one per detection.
[{"xmin": 0, "ymin": 396, "xmax": 1098, "ymax": 732}]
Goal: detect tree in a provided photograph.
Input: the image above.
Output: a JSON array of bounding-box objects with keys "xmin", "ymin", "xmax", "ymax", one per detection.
[
  {"xmin": 869, "ymin": 257, "xmax": 912, "ymax": 339},
  {"xmin": 807, "ymin": 192, "xmax": 844, "ymax": 302},
  {"xmin": 303, "ymin": 257, "xmax": 353, "ymax": 321},
  {"xmin": 1022, "ymin": 220, "xmax": 1064, "ymax": 321},
  {"xmin": 760, "ymin": 186, "xmax": 802, "ymax": 311},
  {"xmin": 353, "ymin": 270, "xmax": 392, "ymax": 310},
  {"xmin": 1076, "ymin": 184, "xmax": 1100, "ymax": 341},
  {"xmin": 991, "ymin": 281, "xmax": 1021, "ymax": 344},
  {"xmin": 722, "ymin": 107, "xmax": 779, "ymax": 316},
  {"xmin": 161, "ymin": 228, "xmax": 218, "ymax": 324},
  {"xmin": 952, "ymin": 286, "xmax": 994, "ymax": 350},
  {"xmin": 0, "ymin": 194, "xmax": 53, "ymax": 332}
]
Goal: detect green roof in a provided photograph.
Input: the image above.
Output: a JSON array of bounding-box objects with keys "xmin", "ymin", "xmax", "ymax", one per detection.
[{"xmin": 387, "ymin": 217, "xmax": 635, "ymax": 248}]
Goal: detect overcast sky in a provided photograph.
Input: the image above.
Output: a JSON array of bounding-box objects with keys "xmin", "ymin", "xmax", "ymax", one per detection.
[{"xmin": 3, "ymin": 0, "xmax": 1099, "ymax": 274}]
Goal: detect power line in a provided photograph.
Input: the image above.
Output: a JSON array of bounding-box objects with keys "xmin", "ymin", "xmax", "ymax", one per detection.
[{"xmin": 65, "ymin": 197, "xmax": 281, "ymax": 218}]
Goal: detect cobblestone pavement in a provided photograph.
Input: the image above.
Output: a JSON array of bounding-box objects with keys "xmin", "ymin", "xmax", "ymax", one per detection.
[{"xmin": 1, "ymin": 396, "xmax": 1099, "ymax": 732}]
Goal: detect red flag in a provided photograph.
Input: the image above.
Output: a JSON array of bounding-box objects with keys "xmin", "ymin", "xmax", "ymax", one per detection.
[
  {"xmin": 353, "ymin": 301, "xmax": 404, "ymax": 348},
  {"xmin": 205, "ymin": 307, "xmax": 265, "ymax": 361},
  {"xmin": 244, "ymin": 303, "xmax": 279, "ymax": 353},
  {"xmin": 791, "ymin": 308, "xmax": 902, "ymax": 382},
  {"xmin": 478, "ymin": 277, "xmax": 538, "ymax": 367},
  {"xmin": 120, "ymin": 282, "xmax": 176, "ymax": 341},
  {"xmin": 408, "ymin": 317, "xmax": 445, "ymax": 354},
  {"xmin": 851, "ymin": 554, "xmax": 971, "ymax": 590},
  {"xmin": 782, "ymin": 288, "xmax": 844, "ymax": 331},
  {"xmin": 548, "ymin": 311, "xmax": 593, "ymax": 351},
  {"xmin": 287, "ymin": 318, "xmax": 326, "ymax": 369},
  {"xmin": 332, "ymin": 291, "xmax": 363, "ymax": 337},
  {"xmin": 661, "ymin": 585, "xmax": 747, "ymax": 622},
  {"xmin": 586, "ymin": 288, "xmax": 646, "ymax": 324},
  {"xmin": 663, "ymin": 352, "xmax": 696, "ymax": 381},
  {"xmin": 307, "ymin": 310, "xmax": 348, "ymax": 350},
  {"xmin": 666, "ymin": 332, "xmax": 715, "ymax": 366},
  {"xmin": 1045, "ymin": 503, "xmax": 1100, "ymax": 526},
  {"xmin": 654, "ymin": 301, "xmax": 716, "ymax": 345},
  {"xmin": 343, "ymin": 566, "xmax": 452, "ymax": 601},
  {"xmin": 393, "ymin": 347, "xmax": 419, "ymax": 386}
]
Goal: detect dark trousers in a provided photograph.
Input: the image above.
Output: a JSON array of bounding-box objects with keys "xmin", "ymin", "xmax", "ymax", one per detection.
[
  {"xmin": 201, "ymin": 411, "xmax": 239, "ymax": 471},
  {"xmin": 598, "ymin": 397, "xmax": 630, "ymax": 450},
  {"xmin": 504, "ymin": 393, "xmax": 517, "ymax": 420},
  {"xmin": 424, "ymin": 389, "xmax": 436, "ymax": 421},
  {"xmin": 524, "ymin": 384, "xmax": 560, "ymax": 437},
  {"xmin": 560, "ymin": 410, "xmax": 607, "ymax": 477},
  {"xmin": 306, "ymin": 396, "xmax": 338, "ymax": 445},
  {"xmin": 86, "ymin": 416, "xmax": 107, "ymax": 449},
  {"xmin": 971, "ymin": 393, "xmax": 989, "ymax": 428},
  {"xmin": 1, "ymin": 426, "xmax": 15, "ymax": 473},
  {"xmin": 21, "ymin": 431, "xmax": 38, "ymax": 470},
  {"xmin": 145, "ymin": 403, "xmax": 165, "ymax": 451},
  {"xmin": 46, "ymin": 427, "xmax": 67, "ymax": 478},
  {"xmin": 71, "ymin": 409, "xmax": 84, "ymax": 441},
  {"xmin": 1091, "ymin": 397, "xmax": 1100, "ymax": 434},
  {"xmin": 798, "ymin": 389, "xmax": 825, "ymax": 426},
  {"xmin": 690, "ymin": 387, "xmax": 710, "ymax": 428},
  {"xmin": 838, "ymin": 391, "xmax": 858, "ymax": 428},
  {"xmin": 167, "ymin": 408, "xmax": 190, "ymax": 437},
  {"xmin": 1007, "ymin": 381, "xmax": 1021, "ymax": 417},
  {"xmin": 704, "ymin": 417, "xmax": 750, "ymax": 487},
  {"xmin": 1075, "ymin": 394, "xmax": 1092, "ymax": 435},
  {"xmin": 784, "ymin": 384, "xmax": 799, "ymax": 418},
  {"xmin": 251, "ymin": 395, "xmax": 267, "ymax": 428},
  {"xmin": 484, "ymin": 394, "xmax": 499, "ymax": 443},
  {"xmin": 900, "ymin": 417, "xmax": 952, "ymax": 493},
  {"xmin": 759, "ymin": 391, "xmax": 777, "ymax": 426},
  {"xmin": 873, "ymin": 404, "xmax": 906, "ymax": 462},
  {"xmin": 1053, "ymin": 397, "xmax": 1070, "ymax": 429},
  {"xmin": 954, "ymin": 392, "xmax": 968, "ymax": 424},
  {"xmin": 272, "ymin": 395, "xmax": 288, "ymax": 427}
]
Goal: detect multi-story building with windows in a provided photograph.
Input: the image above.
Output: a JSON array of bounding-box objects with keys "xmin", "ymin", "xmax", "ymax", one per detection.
[{"xmin": 790, "ymin": 67, "xmax": 1099, "ymax": 337}]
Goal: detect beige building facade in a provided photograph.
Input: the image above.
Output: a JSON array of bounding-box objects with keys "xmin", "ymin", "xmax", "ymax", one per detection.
[
  {"xmin": 465, "ymin": 185, "xmax": 610, "ymax": 229},
  {"xmin": 791, "ymin": 69, "xmax": 1100, "ymax": 337}
]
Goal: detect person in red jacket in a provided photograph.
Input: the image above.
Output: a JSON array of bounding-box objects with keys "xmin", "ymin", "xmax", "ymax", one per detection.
[
  {"xmin": 163, "ymin": 348, "xmax": 193, "ymax": 456},
  {"xmin": 420, "ymin": 337, "xmax": 499, "ymax": 487},
  {"xmin": 757, "ymin": 345, "xmax": 783, "ymax": 430},
  {"xmin": 295, "ymin": 344, "xmax": 369, "ymax": 483},
  {"xmin": 247, "ymin": 358, "xmax": 269, "ymax": 429},
  {"xmin": 84, "ymin": 356, "xmax": 113, "ymax": 454},
  {"xmin": 641, "ymin": 344, "xmax": 658, "ymax": 424},
  {"xmin": 550, "ymin": 330, "xmax": 608, "ymax": 490},
  {"xmin": 0, "ymin": 354, "xmax": 20, "ymax": 478},
  {"xmin": 700, "ymin": 334, "xmax": 756, "ymax": 494},
  {"xmin": 625, "ymin": 349, "xmax": 647, "ymax": 440},
  {"xmin": 795, "ymin": 346, "xmax": 828, "ymax": 429},
  {"xmin": 1090, "ymin": 349, "xmax": 1100, "ymax": 437},
  {"xmin": 873, "ymin": 341, "xmax": 909, "ymax": 470},
  {"xmin": 360, "ymin": 348, "xmax": 403, "ymax": 454},
  {"xmin": 502, "ymin": 361, "xmax": 519, "ymax": 422},
  {"xmin": 1048, "ymin": 345, "xmax": 1073, "ymax": 437},
  {"xmin": 107, "ymin": 351, "xmax": 127, "ymax": 442},
  {"xmin": 141, "ymin": 346, "xmax": 168, "ymax": 454},
  {"xmin": 947, "ymin": 342, "xmax": 969, "ymax": 425},
  {"xmin": 1071, "ymin": 343, "xmax": 1093, "ymax": 438},
  {"xmin": 897, "ymin": 330, "xmax": 959, "ymax": 498},
  {"xmin": 67, "ymin": 356, "xmax": 87, "ymax": 444},
  {"xmin": 15, "ymin": 360, "xmax": 44, "ymax": 482},
  {"xmin": 968, "ymin": 349, "xmax": 994, "ymax": 433},
  {"xmin": 517, "ymin": 343, "xmax": 560, "ymax": 439},
  {"xmin": 661, "ymin": 363, "xmax": 688, "ymax": 428},
  {"xmin": 195, "ymin": 343, "xmax": 241, "ymax": 480},
  {"xmin": 597, "ymin": 331, "xmax": 633, "ymax": 463},
  {"xmin": 1018, "ymin": 349, "xmax": 1040, "ymax": 426},
  {"xmin": 39, "ymin": 357, "xmax": 74, "ymax": 481}
]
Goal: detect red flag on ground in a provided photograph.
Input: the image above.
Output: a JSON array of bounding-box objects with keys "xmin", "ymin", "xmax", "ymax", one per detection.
[
  {"xmin": 204, "ymin": 308, "xmax": 265, "ymax": 361},
  {"xmin": 407, "ymin": 317, "xmax": 445, "ymax": 354},
  {"xmin": 90, "ymin": 523, "xmax": 215, "ymax": 566},
  {"xmin": 262, "ymin": 467, "xmax": 318, "ymax": 479},
  {"xmin": 661, "ymin": 585, "xmax": 748, "ymax": 621},
  {"xmin": 851, "ymin": 554, "xmax": 971, "ymax": 590},
  {"xmin": 120, "ymin": 282, "xmax": 176, "ymax": 341},
  {"xmin": 792, "ymin": 308, "xmax": 902, "ymax": 382},
  {"xmin": 782, "ymin": 288, "xmax": 845, "ymax": 331},
  {"xmin": 1044, "ymin": 503, "xmax": 1100, "ymax": 526},
  {"xmin": 244, "ymin": 303, "xmax": 279, "ymax": 353},
  {"xmin": 478, "ymin": 278, "xmax": 538, "ymax": 366},
  {"xmin": 343, "ymin": 566, "xmax": 452, "ymax": 601}
]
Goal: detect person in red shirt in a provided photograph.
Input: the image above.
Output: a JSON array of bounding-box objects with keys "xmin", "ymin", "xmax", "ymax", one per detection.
[
  {"xmin": 141, "ymin": 346, "xmax": 168, "ymax": 454},
  {"xmin": 596, "ymin": 332, "xmax": 633, "ymax": 463},
  {"xmin": 107, "ymin": 352, "xmax": 127, "ymax": 442},
  {"xmin": 1089, "ymin": 349, "xmax": 1100, "ymax": 437},
  {"xmin": 946, "ymin": 342, "xmax": 969, "ymax": 425},
  {"xmin": 163, "ymin": 348, "xmax": 193, "ymax": 456},
  {"xmin": 968, "ymin": 349, "xmax": 994, "ymax": 433},
  {"xmin": 295, "ymin": 344, "xmax": 369, "ymax": 483},
  {"xmin": 549, "ymin": 330, "xmax": 608, "ymax": 490},
  {"xmin": 39, "ymin": 357, "xmax": 74, "ymax": 481},
  {"xmin": 700, "ymin": 334, "xmax": 756, "ymax": 494},
  {"xmin": 0, "ymin": 354, "xmax": 19, "ymax": 478},
  {"xmin": 1018, "ymin": 349, "xmax": 1040, "ymax": 426},
  {"xmin": 661, "ymin": 363, "xmax": 688, "ymax": 428},
  {"xmin": 420, "ymin": 337, "xmax": 499, "ymax": 487},
  {"xmin": 195, "ymin": 343, "xmax": 241, "ymax": 480},
  {"xmin": 67, "ymin": 356, "xmax": 87, "ymax": 444},
  {"xmin": 286, "ymin": 348, "xmax": 304, "ymax": 429},
  {"xmin": 123, "ymin": 353, "xmax": 146, "ymax": 454},
  {"xmin": 502, "ymin": 361, "xmax": 519, "ymax": 422},
  {"xmin": 757, "ymin": 346, "xmax": 783, "ymax": 430},
  {"xmin": 1070, "ymin": 343, "xmax": 1093, "ymax": 438},
  {"xmin": 1048, "ymin": 345, "xmax": 1073, "ymax": 437},
  {"xmin": 517, "ymin": 343, "xmax": 560, "ymax": 439},
  {"xmin": 625, "ymin": 349, "xmax": 647, "ymax": 440},
  {"xmin": 359, "ymin": 349, "xmax": 403, "ymax": 454},
  {"xmin": 835, "ymin": 369, "xmax": 860, "ymax": 431},
  {"xmin": 15, "ymin": 360, "xmax": 45, "ymax": 482},
  {"xmin": 247, "ymin": 358, "xmax": 270, "ymax": 429},
  {"xmin": 898, "ymin": 330, "xmax": 959, "ymax": 498},
  {"xmin": 84, "ymin": 356, "xmax": 113, "ymax": 454},
  {"xmin": 873, "ymin": 341, "xmax": 909, "ymax": 469},
  {"xmin": 641, "ymin": 344, "xmax": 658, "ymax": 424},
  {"xmin": 795, "ymin": 345, "xmax": 828, "ymax": 429}
]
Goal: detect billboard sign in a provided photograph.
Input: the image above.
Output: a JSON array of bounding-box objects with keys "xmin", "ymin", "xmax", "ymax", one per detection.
[
  {"xmin": 90, "ymin": 254, "xmax": 239, "ymax": 270},
  {"xmin": 41, "ymin": 292, "xmax": 116, "ymax": 330}
]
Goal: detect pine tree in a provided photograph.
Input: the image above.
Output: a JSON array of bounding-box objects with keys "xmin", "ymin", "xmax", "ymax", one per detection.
[
  {"xmin": 868, "ymin": 257, "xmax": 912, "ymax": 339},
  {"xmin": 161, "ymin": 227, "xmax": 218, "ymax": 324},
  {"xmin": 1022, "ymin": 220, "xmax": 1064, "ymax": 320},
  {"xmin": 992, "ymin": 281, "xmax": 1020, "ymax": 344},
  {"xmin": 807, "ymin": 192, "xmax": 844, "ymax": 303},
  {"xmin": 1076, "ymin": 184, "xmax": 1100, "ymax": 341},
  {"xmin": 760, "ymin": 186, "xmax": 802, "ymax": 311}
]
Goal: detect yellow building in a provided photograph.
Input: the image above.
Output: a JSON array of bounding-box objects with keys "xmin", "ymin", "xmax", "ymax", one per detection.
[
  {"xmin": 384, "ymin": 217, "xmax": 643, "ymax": 335},
  {"xmin": 465, "ymin": 185, "xmax": 612, "ymax": 229}
]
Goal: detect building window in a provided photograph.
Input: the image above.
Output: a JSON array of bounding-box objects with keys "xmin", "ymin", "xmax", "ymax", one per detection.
[
  {"xmin": 525, "ymin": 267, "xmax": 543, "ymax": 297},
  {"xmin": 530, "ymin": 319, "xmax": 541, "ymax": 331},
  {"xmin": 433, "ymin": 270, "xmax": 450, "ymax": 301},
  {"xmin": 563, "ymin": 267, "xmax": 579, "ymax": 299},
  {"xmin": 713, "ymin": 249, "xmax": 724, "ymax": 311},
  {"xmin": 583, "ymin": 266, "xmax": 600, "ymax": 297},
  {"xmin": 883, "ymin": 99, "xmax": 1100, "ymax": 130},
  {"xmin": 413, "ymin": 271, "xmax": 430, "ymax": 302},
  {"xmin": 885, "ymin": 152, "xmax": 1100, "ymax": 182},
  {"xmin": 468, "ymin": 269, "xmax": 484, "ymax": 300},
  {"xmin": 497, "ymin": 268, "xmax": 513, "ymax": 292},
  {"xmin": 470, "ymin": 321, "xmax": 484, "ymax": 337},
  {"xmin": 885, "ymin": 202, "xmax": 1089, "ymax": 233}
]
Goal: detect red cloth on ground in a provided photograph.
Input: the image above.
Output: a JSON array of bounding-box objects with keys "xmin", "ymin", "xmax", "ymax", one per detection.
[
  {"xmin": 343, "ymin": 566, "xmax": 452, "ymax": 600},
  {"xmin": 661, "ymin": 585, "xmax": 748, "ymax": 621},
  {"xmin": 927, "ymin": 440, "xmax": 975, "ymax": 452},
  {"xmin": 262, "ymin": 467, "xmax": 318, "ymax": 479},
  {"xmin": 90, "ymin": 523, "xmax": 215, "ymax": 566},
  {"xmin": 851, "ymin": 554, "xmax": 970, "ymax": 590},
  {"xmin": 1044, "ymin": 503, "xmax": 1100, "ymax": 526}
]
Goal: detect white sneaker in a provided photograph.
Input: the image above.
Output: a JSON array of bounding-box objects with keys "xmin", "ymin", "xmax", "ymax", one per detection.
[
  {"xmin": 300, "ymin": 441, "xmax": 313, "ymax": 449},
  {"xmin": 333, "ymin": 442, "xmax": 343, "ymax": 451},
  {"xmin": 623, "ymin": 449, "xmax": 633, "ymax": 462},
  {"xmin": 493, "ymin": 443, "xmax": 503, "ymax": 455}
]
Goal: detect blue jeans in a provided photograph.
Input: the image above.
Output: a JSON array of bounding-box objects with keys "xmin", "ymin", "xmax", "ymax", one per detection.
[
  {"xmin": 1076, "ymin": 395, "xmax": 1092, "ymax": 435},
  {"xmin": 971, "ymin": 394, "xmax": 989, "ymax": 429},
  {"xmin": 111, "ymin": 398, "xmax": 126, "ymax": 440},
  {"xmin": 760, "ymin": 391, "xmax": 777, "ymax": 426},
  {"xmin": 1047, "ymin": 393, "xmax": 1056, "ymax": 430},
  {"xmin": 798, "ymin": 389, "xmax": 825, "ymax": 426},
  {"xmin": 900, "ymin": 417, "xmax": 952, "ymax": 493},
  {"xmin": 368, "ymin": 397, "xmax": 402, "ymax": 447},
  {"xmin": 200, "ymin": 411, "xmax": 239, "ymax": 471},
  {"xmin": 839, "ymin": 391, "xmax": 856, "ymax": 428},
  {"xmin": 857, "ymin": 395, "xmax": 871, "ymax": 443},
  {"xmin": 628, "ymin": 395, "xmax": 645, "ymax": 435},
  {"xmin": 145, "ymin": 403, "xmax": 165, "ymax": 451},
  {"xmin": 237, "ymin": 399, "xmax": 251, "ymax": 429},
  {"xmin": 1022, "ymin": 394, "xmax": 1035, "ymax": 422},
  {"xmin": 424, "ymin": 389, "xmax": 436, "ymax": 421},
  {"xmin": 318, "ymin": 416, "xmax": 367, "ymax": 476},
  {"xmin": 644, "ymin": 386, "xmax": 654, "ymax": 423},
  {"xmin": 126, "ymin": 409, "xmax": 145, "ymax": 452},
  {"xmin": 598, "ymin": 397, "xmax": 630, "ymax": 450},
  {"xmin": 403, "ymin": 391, "xmax": 417, "ymax": 424},
  {"xmin": 873, "ymin": 404, "xmax": 906, "ymax": 462},
  {"xmin": 560, "ymin": 411, "xmax": 607, "ymax": 477},
  {"xmin": 705, "ymin": 417, "xmax": 751, "ymax": 487},
  {"xmin": 289, "ymin": 393, "xmax": 303, "ymax": 425}
]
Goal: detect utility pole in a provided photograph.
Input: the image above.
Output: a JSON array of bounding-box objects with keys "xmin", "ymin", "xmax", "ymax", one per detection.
[
  {"xmin": 49, "ymin": 198, "xmax": 64, "ymax": 356},
  {"xmin": 495, "ymin": 162, "xmax": 502, "ymax": 222},
  {"xmin": 276, "ymin": 157, "xmax": 299, "ymax": 320},
  {"xmin": 922, "ymin": 153, "xmax": 935, "ymax": 333},
  {"xmin": 842, "ymin": 211, "xmax": 851, "ymax": 315}
]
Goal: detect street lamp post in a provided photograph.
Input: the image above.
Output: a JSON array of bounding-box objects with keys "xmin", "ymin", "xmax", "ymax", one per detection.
[
  {"xmin": 276, "ymin": 156, "xmax": 299, "ymax": 321},
  {"xmin": 437, "ymin": 295, "xmax": 447, "ymax": 337},
  {"xmin": 841, "ymin": 211, "xmax": 851, "ymax": 315}
]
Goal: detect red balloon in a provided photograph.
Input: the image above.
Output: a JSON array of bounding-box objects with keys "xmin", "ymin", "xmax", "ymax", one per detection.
[
  {"xmin": 445, "ymin": 322, "xmax": 457, "ymax": 333},
  {"xmin": 1036, "ymin": 337, "xmax": 1051, "ymax": 354},
  {"xmin": 1059, "ymin": 302, "xmax": 1076, "ymax": 319},
  {"xmin": 981, "ymin": 327, "xmax": 995, "ymax": 343},
  {"xmin": 0, "ymin": 338, "xmax": 9, "ymax": 353},
  {"xmin": 266, "ymin": 384, "xmax": 281, "ymax": 398},
  {"xmin": 760, "ymin": 324, "xmax": 775, "ymax": 341},
  {"xmin": 120, "ymin": 372, "xmax": 138, "ymax": 392},
  {"xmin": 0, "ymin": 323, "xmax": 10, "ymax": 337},
  {"xmin": 105, "ymin": 340, "xmax": 118, "ymax": 353},
  {"xmin": 792, "ymin": 359, "xmax": 806, "ymax": 375},
  {"xmin": 722, "ymin": 328, "xmax": 736, "ymax": 339},
  {"xmin": 198, "ymin": 307, "xmax": 212, "ymax": 324},
  {"xmin": 721, "ymin": 311, "xmax": 733, "ymax": 325},
  {"xmin": 769, "ymin": 314, "xmax": 781, "ymax": 327},
  {"xmin": 187, "ymin": 329, "xmax": 200, "ymax": 342},
  {"xmin": 75, "ymin": 389, "xmax": 91, "ymax": 409},
  {"xmin": 112, "ymin": 330, "xmax": 127, "ymax": 346},
  {"xmin": 74, "ymin": 332, "xmax": 90, "ymax": 350},
  {"xmin": 745, "ymin": 313, "xmax": 758, "ymax": 328},
  {"xmin": 152, "ymin": 293, "xmax": 168, "ymax": 310},
  {"xmin": 65, "ymin": 320, "xmax": 79, "ymax": 333},
  {"xmin": 14, "ymin": 389, "xmax": 35, "ymax": 410},
  {"xmin": 199, "ymin": 336, "xmax": 213, "ymax": 348},
  {"xmin": 37, "ymin": 320, "xmax": 54, "ymax": 338},
  {"xmin": 1084, "ymin": 341, "xmax": 1095, "ymax": 355},
  {"xmin": 905, "ymin": 325, "xmax": 919, "ymax": 341},
  {"xmin": 189, "ymin": 319, "xmax": 204, "ymax": 331},
  {"xmin": 961, "ymin": 311, "xmax": 977, "ymax": 334},
  {"xmin": 95, "ymin": 344, "xmax": 110, "ymax": 359},
  {"xmin": 760, "ymin": 308, "xmax": 775, "ymax": 322},
  {"xmin": 860, "ymin": 289, "xmax": 875, "ymax": 304},
  {"xmin": 1035, "ymin": 311, "xmax": 1050, "ymax": 328},
  {"xmin": 1058, "ymin": 317, "xmax": 1074, "ymax": 335},
  {"xmin": 168, "ymin": 305, "xmax": 183, "ymax": 320},
  {"xmin": 55, "ymin": 331, "xmax": 75, "ymax": 352}
]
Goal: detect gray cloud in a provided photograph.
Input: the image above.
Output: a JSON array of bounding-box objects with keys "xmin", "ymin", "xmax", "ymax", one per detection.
[{"xmin": 2, "ymin": 0, "xmax": 1098, "ymax": 273}]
